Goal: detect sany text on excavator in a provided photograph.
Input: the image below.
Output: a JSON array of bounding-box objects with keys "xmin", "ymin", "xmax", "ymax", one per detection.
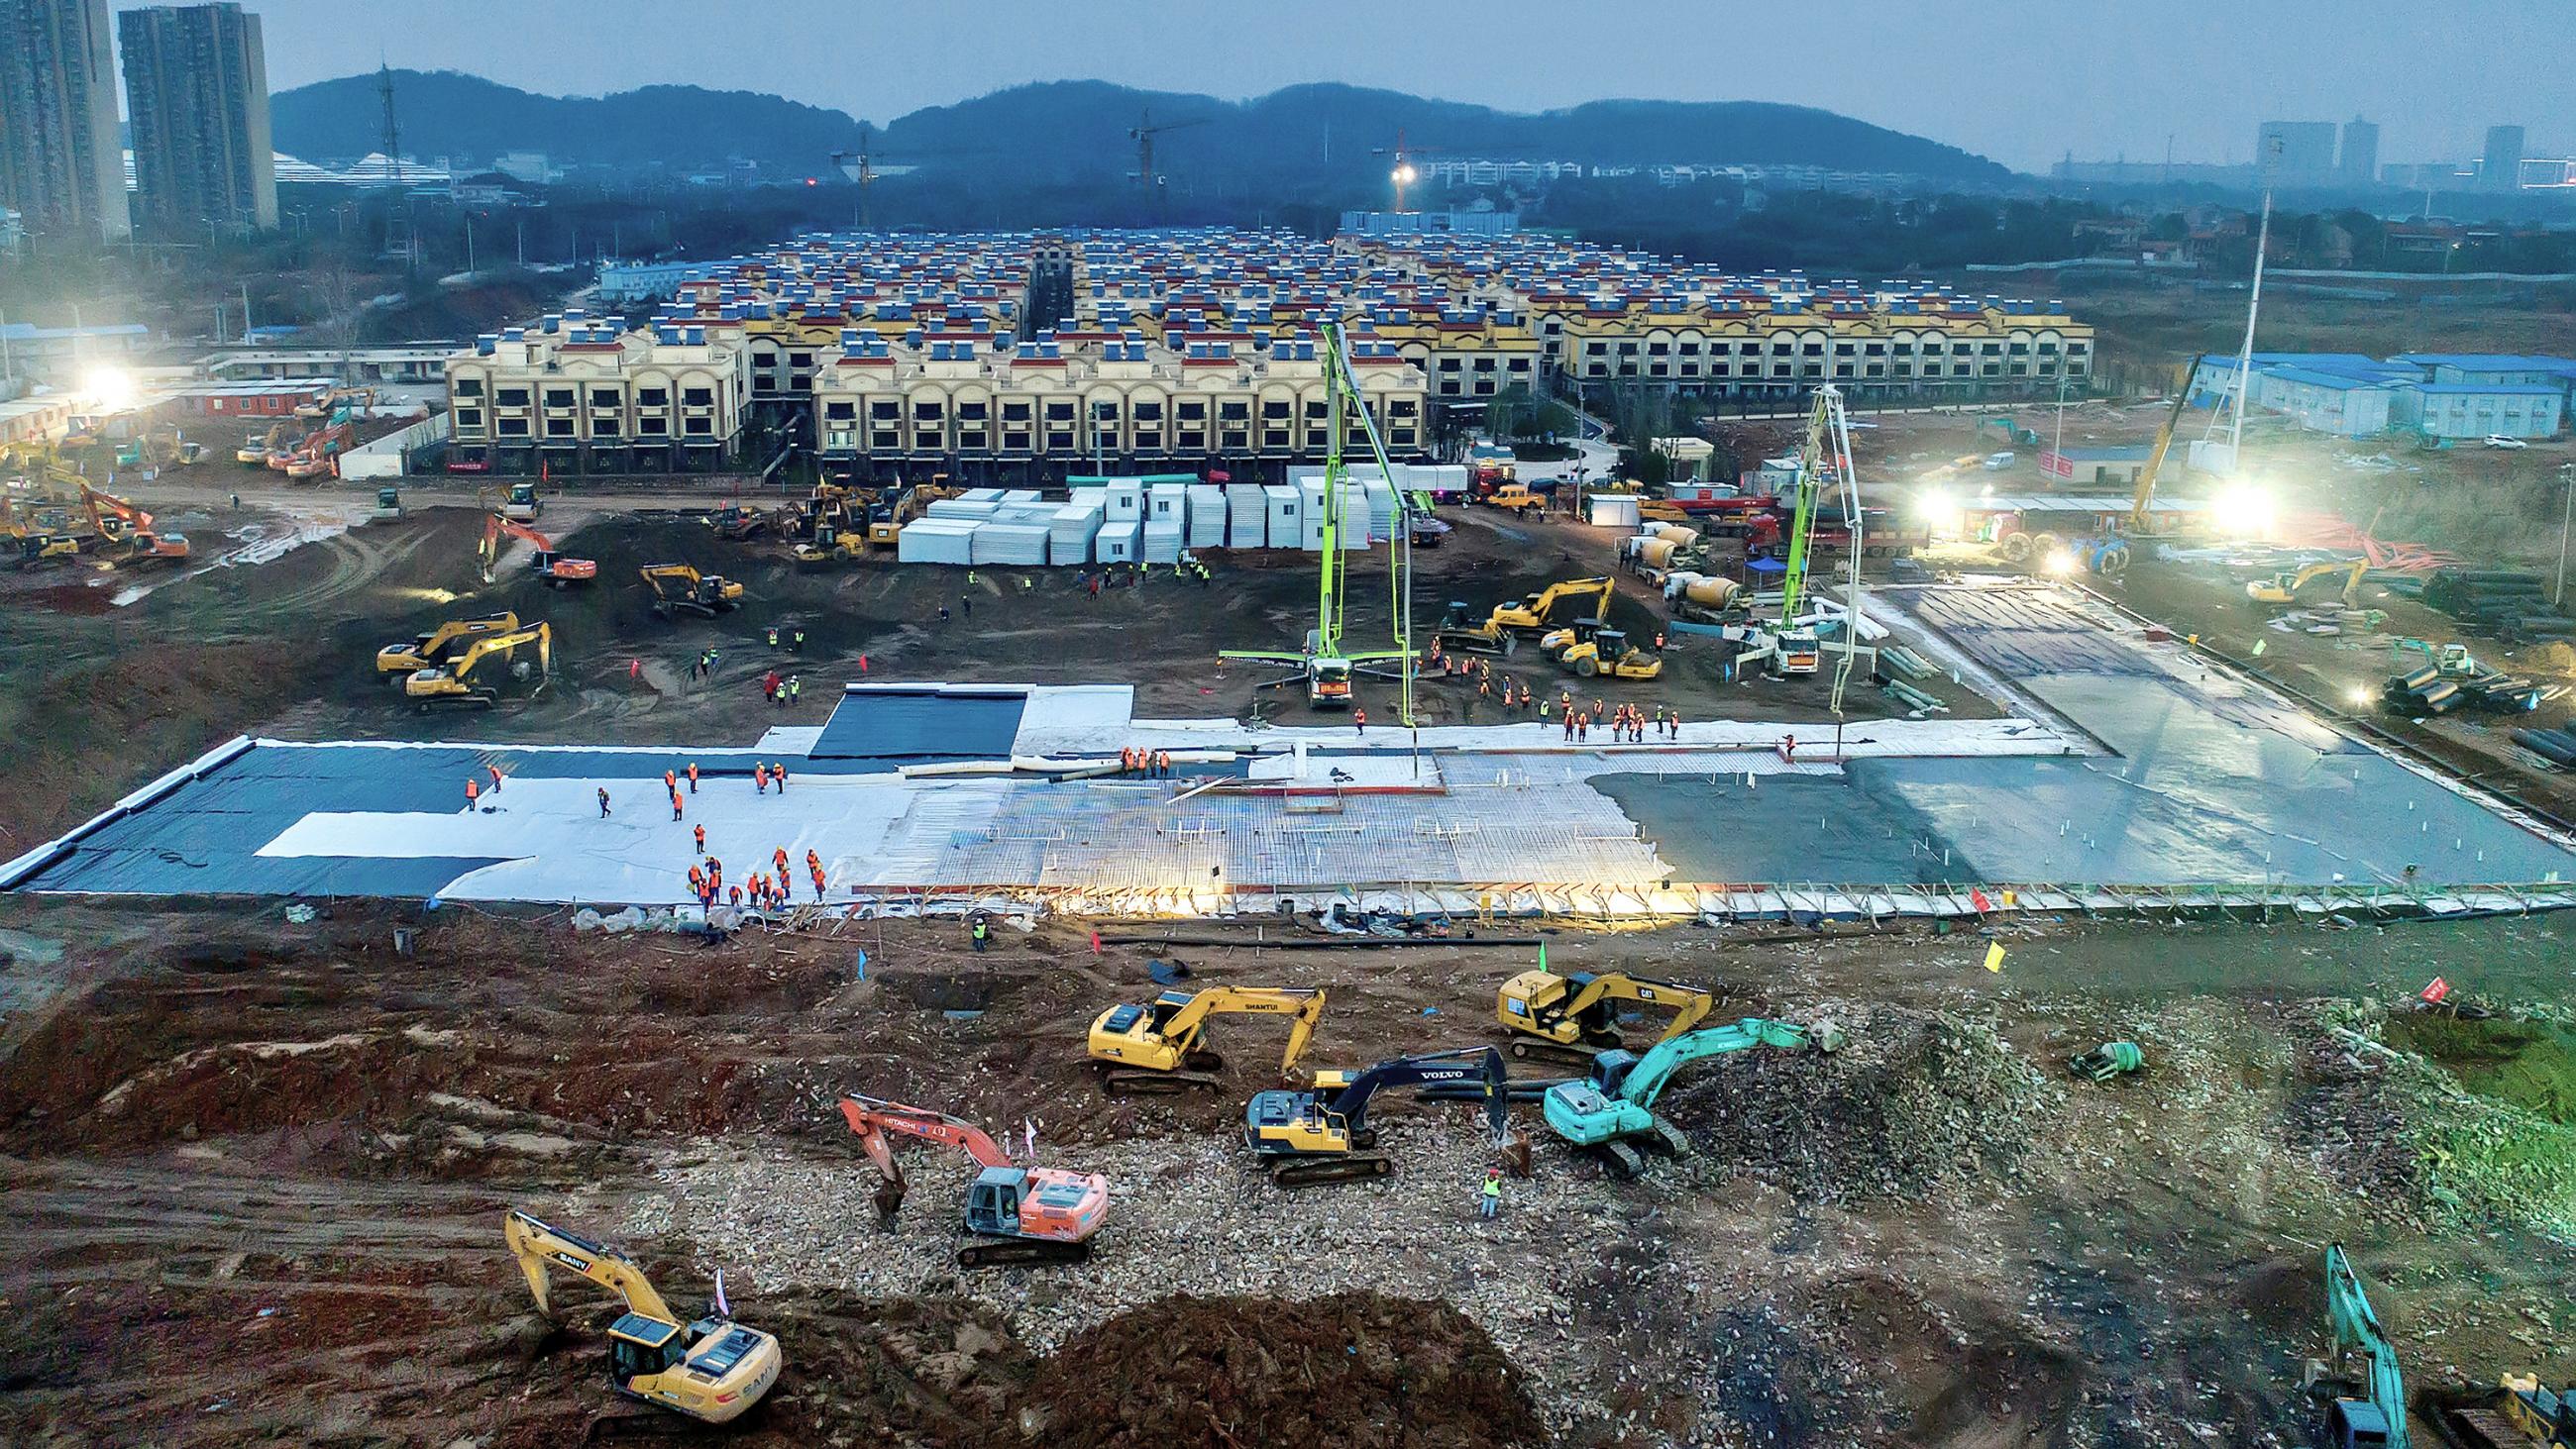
[
  {"xmin": 1495, "ymin": 967, "xmax": 1715, "ymax": 1064},
  {"xmin": 1087, "ymin": 985, "xmax": 1328, "ymax": 1093},
  {"xmin": 480, "ymin": 512, "xmax": 596, "ymax": 586},
  {"xmin": 405, "ymin": 622, "xmax": 550, "ymax": 708},
  {"xmin": 502, "ymin": 1208, "xmax": 782, "ymax": 1425},
  {"xmin": 838, "ymin": 1094, "xmax": 1111, "ymax": 1267},
  {"xmin": 1246, "ymin": 1046, "xmax": 1509, "ymax": 1188},
  {"xmin": 1543, "ymin": 1017, "xmax": 1841, "ymax": 1179}
]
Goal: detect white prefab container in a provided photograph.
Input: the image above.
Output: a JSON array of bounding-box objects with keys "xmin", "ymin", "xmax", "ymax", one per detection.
[
  {"xmin": 1361, "ymin": 479, "xmax": 1397, "ymax": 541},
  {"xmin": 1095, "ymin": 519, "xmax": 1140, "ymax": 563},
  {"xmin": 1588, "ymin": 492, "xmax": 1641, "ymax": 529},
  {"xmin": 972, "ymin": 522, "xmax": 1051, "ymax": 566},
  {"xmin": 1264, "ymin": 484, "xmax": 1302, "ymax": 548},
  {"xmin": 1227, "ymin": 483, "xmax": 1268, "ymax": 549},
  {"xmin": 1298, "ymin": 478, "xmax": 1328, "ymax": 551},
  {"xmin": 896, "ymin": 518, "xmax": 979, "ymax": 565},
  {"xmin": 1411, "ymin": 463, "xmax": 1468, "ymax": 498},
  {"xmin": 1145, "ymin": 483, "xmax": 1187, "ymax": 534},
  {"xmin": 1106, "ymin": 480, "xmax": 1142, "ymax": 523},
  {"xmin": 1140, "ymin": 519, "xmax": 1184, "ymax": 564},
  {"xmin": 1187, "ymin": 483, "xmax": 1227, "ymax": 548}
]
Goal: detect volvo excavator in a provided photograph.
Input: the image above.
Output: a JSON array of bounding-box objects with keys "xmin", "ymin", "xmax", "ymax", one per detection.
[
  {"xmin": 503, "ymin": 1208, "xmax": 782, "ymax": 1425},
  {"xmin": 404, "ymin": 622, "xmax": 550, "ymax": 708},
  {"xmin": 480, "ymin": 512, "xmax": 597, "ymax": 586},
  {"xmin": 1246, "ymin": 1046, "xmax": 1510, "ymax": 1188},
  {"xmin": 2304, "ymin": 1243, "xmax": 2411, "ymax": 1449},
  {"xmin": 376, "ymin": 611, "xmax": 522, "ymax": 680},
  {"xmin": 838, "ymin": 1094, "xmax": 1112, "ymax": 1267},
  {"xmin": 1543, "ymin": 1017, "xmax": 1841, "ymax": 1179},
  {"xmin": 1495, "ymin": 968, "xmax": 1716, "ymax": 1064},
  {"xmin": 1087, "ymin": 985, "xmax": 1328, "ymax": 1093},
  {"xmin": 640, "ymin": 563, "xmax": 745, "ymax": 620}
]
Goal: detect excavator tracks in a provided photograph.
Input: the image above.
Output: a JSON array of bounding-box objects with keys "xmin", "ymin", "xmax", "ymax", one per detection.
[
  {"xmin": 956, "ymin": 1236, "xmax": 1091, "ymax": 1269},
  {"xmin": 1267, "ymin": 1153, "xmax": 1394, "ymax": 1189}
]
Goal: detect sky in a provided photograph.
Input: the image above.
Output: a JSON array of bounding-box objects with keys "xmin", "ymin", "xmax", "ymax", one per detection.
[{"xmin": 237, "ymin": 0, "xmax": 2572, "ymax": 173}]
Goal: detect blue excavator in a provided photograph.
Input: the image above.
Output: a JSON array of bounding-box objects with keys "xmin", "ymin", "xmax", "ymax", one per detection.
[
  {"xmin": 2306, "ymin": 1243, "xmax": 2410, "ymax": 1449},
  {"xmin": 1543, "ymin": 1017, "xmax": 1842, "ymax": 1180},
  {"xmin": 1245, "ymin": 1047, "xmax": 1509, "ymax": 1189}
]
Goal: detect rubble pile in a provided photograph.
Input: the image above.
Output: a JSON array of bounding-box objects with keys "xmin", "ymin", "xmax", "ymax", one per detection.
[{"xmin": 1664, "ymin": 1007, "xmax": 2060, "ymax": 1202}]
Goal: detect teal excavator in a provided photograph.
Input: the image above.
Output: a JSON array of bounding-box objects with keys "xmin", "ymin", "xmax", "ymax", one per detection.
[
  {"xmin": 2306, "ymin": 1243, "xmax": 2410, "ymax": 1449},
  {"xmin": 1542, "ymin": 1017, "xmax": 1841, "ymax": 1179}
]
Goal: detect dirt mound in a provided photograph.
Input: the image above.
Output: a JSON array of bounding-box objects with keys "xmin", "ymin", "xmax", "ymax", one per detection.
[
  {"xmin": 1664, "ymin": 1007, "xmax": 2060, "ymax": 1202},
  {"xmin": 1020, "ymin": 1292, "xmax": 1545, "ymax": 1449}
]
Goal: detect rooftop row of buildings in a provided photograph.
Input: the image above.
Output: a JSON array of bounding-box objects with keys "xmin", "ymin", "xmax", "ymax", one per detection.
[
  {"xmin": 1, "ymin": 0, "xmax": 275, "ymax": 241},
  {"xmin": 2185, "ymin": 353, "xmax": 2575, "ymax": 443},
  {"xmin": 445, "ymin": 228, "xmax": 2095, "ymax": 478}
]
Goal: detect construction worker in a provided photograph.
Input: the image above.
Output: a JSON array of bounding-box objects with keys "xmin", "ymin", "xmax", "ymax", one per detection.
[
  {"xmin": 775, "ymin": 846, "xmax": 791, "ymax": 880},
  {"xmin": 970, "ymin": 913, "xmax": 991, "ymax": 953},
  {"xmin": 486, "ymin": 763, "xmax": 504, "ymax": 795},
  {"xmin": 939, "ymin": 606, "xmax": 950, "ymax": 625},
  {"xmin": 763, "ymin": 670, "xmax": 781, "ymax": 703},
  {"xmin": 1540, "ymin": 697, "xmax": 1552, "ymax": 721},
  {"xmin": 671, "ymin": 791, "xmax": 684, "ymax": 822},
  {"xmin": 773, "ymin": 762, "xmax": 789, "ymax": 792},
  {"xmin": 1561, "ymin": 710, "xmax": 1574, "ymax": 742},
  {"xmin": 789, "ymin": 676, "xmax": 803, "ymax": 704},
  {"xmin": 694, "ymin": 823, "xmax": 706, "ymax": 855},
  {"xmin": 754, "ymin": 763, "xmax": 770, "ymax": 795},
  {"xmin": 664, "ymin": 769, "xmax": 678, "ymax": 796},
  {"xmin": 1480, "ymin": 1166, "xmax": 1503, "ymax": 1220},
  {"xmin": 689, "ymin": 865, "xmax": 705, "ymax": 896},
  {"xmin": 1575, "ymin": 714, "xmax": 1589, "ymax": 743},
  {"xmin": 793, "ymin": 629, "xmax": 806, "ymax": 653},
  {"xmin": 597, "ymin": 787, "xmax": 611, "ymax": 817},
  {"xmin": 809, "ymin": 866, "xmax": 826, "ymax": 901},
  {"xmin": 1353, "ymin": 706, "xmax": 1367, "ymax": 736},
  {"xmin": 805, "ymin": 848, "xmax": 821, "ymax": 878},
  {"xmin": 463, "ymin": 776, "xmax": 480, "ymax": 811},
  {"xmin": 687, "ymin": 762, "xmax": 699, "ymax": 793},
  {"xmin": 1154, "ymin": 750, "xmax": 1171, "ymax": 776},
  {"xmin": 962, "ymin": 592, "xmax": 973, "ymax": 619},
  {"xmin": 767, "ymin": 625, "xmax": 780, "ymax": 649},
  {"xmin": 728, "ymin": 884, "xmax": 742, "ymax": 908}
]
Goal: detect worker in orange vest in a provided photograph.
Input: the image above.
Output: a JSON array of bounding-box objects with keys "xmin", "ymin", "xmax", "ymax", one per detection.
[
  {"xmin": 687, "ymin": 762, "xmax": 699, "ymax": 793},
  {"xmin": 485, "ymin": 763, "xmax": 504, "ymax": 795},
  {"xmin": 670, "ymin": 791, "xmax": 684, "ymax": 821},
  {"xmin": 463, "ymin": 776, "xmax": 480, "ymax": 811},
  {"xmin": 774, "ymin": 846, "xmax": 791, "ymax": 880},
  {"xmin": 694, "ymin": 823, "xmax": 706, "ymax": 854},
  {"xmin": 754, "ymin": 763, "xmax": 770, "ymax": 794},
  {"xmin": 1352, "ymin": 706, "xmax": 1367, "ymax": 736},
  {"xmin": 664, "ymin": 769, "xmax": 677, "ymax": 795}
]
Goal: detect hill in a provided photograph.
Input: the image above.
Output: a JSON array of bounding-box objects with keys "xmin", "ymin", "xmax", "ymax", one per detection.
[{"xmin": 273, "ymin": 73, "xmax": 2013, "ymax": 186}]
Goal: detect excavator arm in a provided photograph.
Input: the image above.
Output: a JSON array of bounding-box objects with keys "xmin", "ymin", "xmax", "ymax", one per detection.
[
  {"xmin": 505, "ymin": 1208, "xmax": 679, "ymax": 1325},
  {"xmin": 1150, "ymin": 986, "xmax": 1329, "ymax": 1066},
  {"xmin": 1612, "ymin": 1017, "xmax": 1837, "ymax": 1113},
  {"xmin": 839, "ymin": 1094, "xmax": 1015, "ymax": 1223},
  {"xmin": 1323, "ymin": 1046, "xmax": 1508, "ymax": 1144},
  {"xmin": 2316, "ymin": 1244, "xmax": 2411, "ymax": 1449}
]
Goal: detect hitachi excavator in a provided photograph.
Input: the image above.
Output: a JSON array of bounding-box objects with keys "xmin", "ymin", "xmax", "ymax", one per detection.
[
  {"xmin": 2246, "ymin": 559, "xmax": 2368, "ymax": 611},
  {"xmin": 502, "ymin": 1208, "xmax": 782, "ymax": 1425},
  {"xmin": 837, "ymin": 1094, "xmax": 1112, "ymax": 1267},
  {"xmin": 1246, "ymin": 1046, "xmax": 1510, "ymax": 1188},
  {"xmin": 81, "ymin": 484, "xmax": 189, "ymax": 569},
  {"xmin": 480, "ymin": 512, "xmax": 597, "ymax": 587},
  {"xmin": 404, "ymin": 622, "xmax": 550, "ymax": 708},
  {"xmin": 1543, "ymin": 1016, "xmax": 1842, "ymax": 1179},
  {"xmin": 376, "ymin": 611, "xmax": 522, "ymax": 679},
  {"xmin": 1495, "ymin": 968, "xmax": 1716, "ymax": 1064},
  {"xmin": 1088, "ymin": 985, "xmax": 1329, "ymax": 1093},
  {"xmin": 640, "ymin": 563, "xmax": 745, "ymax": 620},
  {"xmin": 2304, "ymin": 1244, "xmax": 2411, "ymax": 1449}
]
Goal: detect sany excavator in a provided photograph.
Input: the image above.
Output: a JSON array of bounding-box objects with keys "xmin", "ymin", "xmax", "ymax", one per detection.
[
  {"xmin": 640, "ymin": 563, "xmax": 745, "ymax": 620},
  {"xmin": 404, "ymin": 622, "xmax": 550, "ymax": 708},
  {"xmin": 1495, "ymin": 967, "xmax": 1715, "ymax": 1065},
  {"xmin": 1543, "ymin": 1017, "xmax": 1842, "ymax": 1180},
  {"xmin": 480, "ymin": 512, "xmax": 597, "ymax": 587},
  {"xmin": 837, "ymin": 1094, "xmax": 1111, "ymax": 1267},
  {"xmin": 1087, "ymin": 985, "xmax": 1328, "ymax": 1093},
  {"xmin": 376, "ymin": 610, "xmax": 522, "ymax": 679},
  {"xmin": 502, "ymin": 1208, "xmax": 782, "ymax": 1426},
  {"xmin": 2246, "ymin": 559, "xmax": 2368, "ymax": 611},
  {"xmin": 1246, "ymin": 1046, "xmax": 1510, "ymax": 1188},
  {"xmin": 2304, "ymin": 1243, "xmax": 2411, "ymax": 1449}
]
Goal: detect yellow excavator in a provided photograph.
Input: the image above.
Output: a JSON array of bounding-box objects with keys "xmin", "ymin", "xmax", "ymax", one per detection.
[
  {"xmin": 1087, "ymin": 985, "xmax": 1328, "ymax": 1093},
  {"xmin": 1246, "ymin": 1047, "xmax": 1510, "ymax": 1188},
  {"xmin": 503, "ymin": 1209, "xmax": 781, "ymax": 1426},
  {"xmin": 404, "ymin": 622, "xmax": 550, "ymax": 708},
  {"xmin": 1556, "ymin": 628, "xmax": 1663, "ymax": 680},
  {"xmin": 2246, "ymin": 559, "xmax": 2368, "ymax": 611},
  {"xmin": 640, "ymin": 563, "xmax": 745, "ymax": 620},
  {"xmin": 1435, "ymin": 576, "xmax": 1616, "ymax": 655},
  {"xmin": 1496, "ymin": 968, "xmax": 1715, "ymax": 1064},
  {"xmin": 376, "ymin": 611, "xmax": 523, "ymax": 680}
]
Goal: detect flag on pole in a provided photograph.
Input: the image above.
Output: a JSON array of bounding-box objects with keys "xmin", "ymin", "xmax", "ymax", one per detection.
[
  {"xmin": 1983, "ymin": 941, "xmax": 2005, "ymax": 973},
  {"xmin": 2419, "ymin": 976, "xmax": 2451, "ymax": 1004},
  {"xmin": 711, "ymin": 1269, "xmax": 730, "ymax": 1317}
]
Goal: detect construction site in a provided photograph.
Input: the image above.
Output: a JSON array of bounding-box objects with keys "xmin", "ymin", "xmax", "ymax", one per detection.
[{"xmin": 7, "ymin": 254, "xmax": 2576, "ymax": 1449}]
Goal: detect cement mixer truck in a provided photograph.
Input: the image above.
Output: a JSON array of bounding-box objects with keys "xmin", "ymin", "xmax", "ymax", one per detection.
[
  {"xmin": 1620, "ymin": 529, "xmax": 1707, "ymax": 583},
  {"xmin": 1664, "ymin": 570, "xmax": 1749, "ymax": 625}
]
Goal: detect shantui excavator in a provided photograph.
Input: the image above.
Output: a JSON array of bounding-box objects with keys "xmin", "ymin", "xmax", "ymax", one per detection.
[
  {"xmin": 376, "ymin": 611, "xmax": 522, "ymax": 679},
  {"xmin": 503, "ymin": 1208, "xmax": 782, "ymax": 1425},
  {"xmin": 640, "ymin": 563, "xmax": 745, "ymax": 620},
  {"xmin": 1087, "ymin": 985, "xmax": 1328, "ymax": 1093},
  {"xmin": 1246, "ymin": 1046, "xmax": 1509, "ymax": 1188},
  {"xmin": 404, "ymin": 622, "xmax": 550, "ymax": 708},
  {"xmin": 2303, "ymin": 1243, "xmax": 2411, "ymax": 1449},
  {"xmin": 1543, "ymin": 1017, "xmax": 1841, "ymax": 1179},
  {"xmin": 837, "ymin": 1094, "xmax": 1111, "ymax": 1267},
  {"xmin": 1495, "ymin": 967, "xmax": 1715, "ymax": 1065},
  {"xmin": 236, "ymin": 420, "xmax": 289, "ymax": 466},
  {"xmin": 2247, "ymin": 559, "xmax": 2368, "ymax": 611},
  {"xmin": 480, "ymin": 512, "xmax": 597, "ymax": 587},
  {"xmin": 1435, "ymin": 576, "xmax": 1615, "ymax": 655}
]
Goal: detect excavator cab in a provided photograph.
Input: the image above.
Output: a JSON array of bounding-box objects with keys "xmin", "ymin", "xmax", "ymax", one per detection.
[{"xmin": 608, "ymin": 1315, "xmax": 689, "ymax": 1381}]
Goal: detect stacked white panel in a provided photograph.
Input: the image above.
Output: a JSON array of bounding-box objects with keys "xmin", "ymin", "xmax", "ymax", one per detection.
[
  {"xmin": 1186, "ymin": 484, "xmax": 1227, "ymax": 548},
  {"xmin": 1227, "ymin": 483, "xmax": 1268, "ymax": 548},
  {"xmin": 971, "ymin": 523, "xmax": 1051, "ymax": 566},
  {"xmin": 895, "ymin": 518, "xmax": 978, "ymax": 565},
  {"xmin": 1140, "ymin": 520, "xmax": 1184, "ymax": 564},
  {"xmin": 1263, "ymin": 484, "xmax": 1302, "ymax": 548},
  {"xmin": 1050, "ymin": 499, "xmax": 1104, "ymax": 564},
  {"xmin": 925, "ymin": 497, "xmax": 999, "ymax": 521}
]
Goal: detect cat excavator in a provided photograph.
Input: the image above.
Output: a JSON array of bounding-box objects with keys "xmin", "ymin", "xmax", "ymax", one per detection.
[
  {"xmin": 480, "ymin": 512, "xmax": 597, "ymax": 587},
  {"xmin": 502, "ymin": 1208, "xmax": 782, "ymax": 1425},
  {"xmin": 1543, "ymin": 1016, "xmax": 1842, "ymax": 1179},
  {"xmin": 640, "ymin": 563, "xmax": 745, "ymax": 620},
  {"xmin": 404, "ymin": 622, "xmax": 550, "ymax": 708},
  {"xmin": 1246, "ymin": 1046, "xmax": 1509, "ymax": 1188},
  {"xmin": 837, "ymin": 1094, "xmax": 1112, "ymax": 1267},
  {"xmin": 1495, "ymin": 968, "xmax": 1716, "ymax": 1065},
  {"xmin": 1087, "ymin": 985, "xmax": 1328, "ymax": 1093},
  {"xmin": 2304, "ymin": 1243, "xmax": 2411, "ymax": 1449}
]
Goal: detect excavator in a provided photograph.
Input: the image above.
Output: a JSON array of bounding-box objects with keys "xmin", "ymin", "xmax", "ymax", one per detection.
[
  {"xmin": 236, "ymin": 420, "xmax": 288, "ymax": 466},
  {"xmin": 1556, "ymin": 628, "xmax": 1663, "ymax": 680},
  {"xmin": 2247, "ymin": 559, "xmax": 2368, "ymax": 611},
  {"xmin": 376, "ymin": 610, "xmax": 522, "ymax": 679},
  {"xmin": 871, "ymin": 480, "xmax": 958, "ymax": 549},
  {"xmin": 295, "ymin": 385, "xmax": 375, "ymax": 421},
  {"xmin": 81, "ymin": 484, "xmax": 189, "ymax": 569},
  {"xmin": 1434, "ymin": 576, "xmax": 1615, "ymax": 655},
  {"xmin": 1495, "ymin": 968, "xmax": 1715, "ymax": 1064},
  {"xmin": 2304, "ymin": 1243, "xmax": 2411, "ymax": 1449},
  {"xmin": 502, "ymin": 1208, "xmax": 782, "ymax": 1426},
  {"xmin": 404, "ymin": 622, "xmax": 550, "ymax": 708},
  {"xmin": 1542, "ymin": 1016, "xmax": 1841, "ymax": 1179},
  {"xmin": 1245, "ymin": 1046, "xmax": 1510, "ymax": 1188},
  {"xmin": 837, "ymin": 1094, "xmax": 1112, "ymax": 1267},
  {"xmin": 480, "ymin": 513, "xmax": 597, "ymax": 587},
  {"xmin": 1087, "ymin": 985, "xmax": 1329, "ymax": 1093},
  {"xmin": 281, "ymin": 418, "xmax": 355, "ymax": 479},
  {"xmin": 640, "ymin": 563, "xmax": 745, "ymax": 620}
]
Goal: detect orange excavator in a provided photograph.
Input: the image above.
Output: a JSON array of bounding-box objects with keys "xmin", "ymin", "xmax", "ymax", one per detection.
[
  {"xmin": 81, "ymin": 483, "xmax": 189, "ymax": 569},
  {"xmin": 837, "ymin": 1094, "xmax": 1111, "ymax": 1268},
  {"xmin": 480, "ymin": 512, "xmax": 596, "ymax": 587}
]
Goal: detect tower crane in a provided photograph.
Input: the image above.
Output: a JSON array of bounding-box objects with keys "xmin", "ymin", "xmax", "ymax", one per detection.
[
  {"xmin": 1127, "ymin": 108, "xmax": 1209, "ymax": 190},
  {"xmin": 1370, "ymin": 130, "xmax": 1449, "ymax": 213}
]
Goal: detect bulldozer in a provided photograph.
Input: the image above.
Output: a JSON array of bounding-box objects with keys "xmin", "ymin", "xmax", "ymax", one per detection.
[
  {"xmin": 640, "ymin": 563, "xmax": 744, "ymax": 620},
  {"xmin": 1087, "ymin": 985, "xmax": 1328, "ymax": 1093},
  {"xmin": 838, "ymin": 1094, "xmax": 1112, "ymax": 1267},
  {"xmin": 404, "ymin": 622, "xmax": 550, "ymax": 708},
  {"xmin": 1496, "ymin": 968, "xmax": 1715, "ymax": 1064},
  {"xmin": 502, "ymin": 1208, "xmax": 781, "ymax": 1426},
  {"xmin": 2247, "ymin": 559, "xmax": 2368, "ymax": 611},
  {"xmin": 1556, "ymin": 628, "xmax": 1662, "ymax": 680}
]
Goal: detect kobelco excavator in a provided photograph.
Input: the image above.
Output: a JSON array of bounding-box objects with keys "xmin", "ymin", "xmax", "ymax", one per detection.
[
  {"xmin": 1543, "ymin": 1016, "xmax": 1842, "ymax": 1179},
  {"xmin": 502, "ymin": 1208, "xmax": 781, "ymax": 1425},
  {"xmin": 2304, "ymin": 1243, "xmax": 2411, "ymax": 1449},
  {"xmin": 1495, "ymin": 967, "xmax": 1716, "ymax": 1065},
  {"xmin": 838, "ymin": 1094, "xmax": 1111, "ymax": 1267},
  {"xmin": 1086, "ymin": 985, "xmax": 1328, "ymax": 1092},
  {"xmin": 1245, "ymin": 1046, "xmax": 1509, "ymax": 1188}
]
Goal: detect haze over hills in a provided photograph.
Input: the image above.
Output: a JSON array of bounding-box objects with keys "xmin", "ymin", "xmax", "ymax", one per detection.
[{"xmin": 271, "ymin": 71, "xmax": 2015, "ymax": 185}]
